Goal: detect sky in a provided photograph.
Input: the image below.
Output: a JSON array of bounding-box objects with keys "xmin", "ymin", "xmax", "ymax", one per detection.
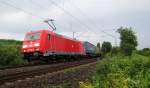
[{"xmin": 0, "ymin": 0, "xmax": 150, "ymax": 49}]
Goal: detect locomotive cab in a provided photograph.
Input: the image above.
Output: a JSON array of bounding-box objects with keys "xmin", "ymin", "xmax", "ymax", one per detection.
[{"xmin": 22, "ymin": 30, "xmax": 43, "ymax": 60}]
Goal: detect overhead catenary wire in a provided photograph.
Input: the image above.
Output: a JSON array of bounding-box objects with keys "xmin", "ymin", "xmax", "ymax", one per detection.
[
  {"xmin": 0, "ymin": 0, "xmax": 116, "ymax": 38},
  {"xmin": 68, "ymin": 0, "xmax": 118, "ymax": 39},
  {"xmin": 68, "ymin": 0, "xmax": 117, "ymax": 36},
  {"xmin": 47, "ymin": 0, "xmax": 108, "ymax": 42},
  {"xmin": 27, "ymin": 0, "xmax": 76, "ymax": 32},
  {"xmin": 29, "ymin": 0, "xmax": 80, "ymax": 36},
  {"xmin": 1, "ymin": 0, "xmax": 113, "ymax": 35},
  {"xmin": 28, "ymin": 0, "xmax": 94, "ymax": 36},
  {"xmin": 28, "ymin": 0, "xmax": 118, "ymax": 45},
  {"xmin": 0, "ymin": 0, "xmax": 74, "ymax": 36},
  {"xmin": 47, "ymin": 0, "xmax": 94, "ymax": 32},
  {"xmin": 0, "ymin": 0, "xmax": 44, "ymax": 20},
  {"xmin": 0, "ymin": 0, "xmax": 118, "ymax": 45},
  {"xmin": 29, "ymin": 0, "xmax": 47, "ymax": 10},
  {"xmin": 67, "ymin": 0, "xmax": 119, "ymax": 46}
]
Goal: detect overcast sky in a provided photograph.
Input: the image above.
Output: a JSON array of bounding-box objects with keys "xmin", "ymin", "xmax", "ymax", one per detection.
[{"xmin": 0, "ymin": 0, "xmax": 150, "ymax": 49}]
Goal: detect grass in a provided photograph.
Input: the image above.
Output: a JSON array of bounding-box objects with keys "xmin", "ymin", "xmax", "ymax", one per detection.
[{"xmin": 90, "ymin": 53, "xmax": 150, "ymax": 88}]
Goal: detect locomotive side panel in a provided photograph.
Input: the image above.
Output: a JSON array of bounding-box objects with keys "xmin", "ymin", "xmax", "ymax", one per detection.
[
  {"xmin": 22, "ymin": 30, "xmax": 87, "ymax": 61},
  {"xmin": 52, "ymin": 34, "xmax": 65, "ymax": 54}
]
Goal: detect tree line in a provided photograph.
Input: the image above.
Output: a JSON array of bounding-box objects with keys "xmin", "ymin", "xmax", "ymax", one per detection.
[{"xmin": 95, "ymin": 27, "xmax": 146, "ymax": 58}]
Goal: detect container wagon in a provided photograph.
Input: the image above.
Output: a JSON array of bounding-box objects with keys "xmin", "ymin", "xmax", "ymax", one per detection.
[{"xmin": 83, "ymin": 41, "xmax": 96, "ymax": 56}]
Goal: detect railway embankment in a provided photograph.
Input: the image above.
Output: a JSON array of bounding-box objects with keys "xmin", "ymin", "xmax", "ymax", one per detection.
[{"xmin": 0, "ymin": 60, "xmax": 98, "ymax": 88}]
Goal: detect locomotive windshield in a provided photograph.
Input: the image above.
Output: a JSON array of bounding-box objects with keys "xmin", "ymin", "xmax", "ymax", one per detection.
[{"xmin": 25, "ymin": 33, "xmax": 41, "ymax": 40}]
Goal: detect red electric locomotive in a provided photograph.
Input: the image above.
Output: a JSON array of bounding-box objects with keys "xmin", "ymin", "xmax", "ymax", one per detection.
[{"xmin": 21, "ymin": 29, "xmax": 85, "ymax": 61}]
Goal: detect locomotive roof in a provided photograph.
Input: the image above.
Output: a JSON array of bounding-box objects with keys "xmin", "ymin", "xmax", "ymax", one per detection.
[{"xmin": 54, "ymin": 32, "xmax": 81, "ymax": 42}]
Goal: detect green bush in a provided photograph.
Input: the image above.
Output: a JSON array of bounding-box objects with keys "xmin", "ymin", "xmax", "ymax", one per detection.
[
  {"xmin": 0, "ymin": 39, "xmax": 28, "ymax": 66},
  {"xmin": 91, "ymin": 53, "xmax": 150, "ymax": 88},
  {"xmin": 0, "ymin": 39, "xmax": 22, "ymax": 45},
  {"xmin": 138, "ymin": 48, "xmax": 150, "ymax": 57}
]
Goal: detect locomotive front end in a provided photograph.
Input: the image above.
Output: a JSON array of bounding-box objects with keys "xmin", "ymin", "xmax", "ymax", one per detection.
[{"xmin": 22, "ymin": 31, "xmax": 42, "ymax": 60}]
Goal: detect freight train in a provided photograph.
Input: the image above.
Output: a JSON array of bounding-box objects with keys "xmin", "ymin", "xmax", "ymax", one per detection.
[{"xmin": 21, "ymin": 29, "xmax": 97, "ymax": 62}]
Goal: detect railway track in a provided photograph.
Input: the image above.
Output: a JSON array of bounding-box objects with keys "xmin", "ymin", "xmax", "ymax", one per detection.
[
  {"xmin": 0, "ymin": 60, "xmax": 60, "ymax": 70},
  {"xmin": 0, "ymin": 63, "xmax": 46, "ymax": 70},
  {"xmin": 0, "ymin": 58, "xmax": 99, "ymax": 85}
]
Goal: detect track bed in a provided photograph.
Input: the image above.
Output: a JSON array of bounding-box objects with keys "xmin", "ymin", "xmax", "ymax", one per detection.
[{"xmin": 0, "ymin": 58, "xmax": 99, "ymax": 85}]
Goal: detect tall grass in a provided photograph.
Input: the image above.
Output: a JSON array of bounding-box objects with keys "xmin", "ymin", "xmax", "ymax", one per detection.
[{"xmin": 91, "ymin": 53, "xmax": 150, "ymax": 88}]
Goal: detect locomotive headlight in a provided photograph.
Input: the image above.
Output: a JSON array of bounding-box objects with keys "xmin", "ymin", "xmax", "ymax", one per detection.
[
  {"xmin": 23, "ymin": 45, "xmax": 27, "ymax": 48},
  {"xmin": 34, "ymin": 43, "xmax": 40, "ymax": 46}
]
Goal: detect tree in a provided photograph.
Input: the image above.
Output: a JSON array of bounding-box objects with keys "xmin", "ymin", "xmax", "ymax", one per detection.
[
  {"xmin": 138, "ymin": 48, "xmax": 150, "ymax": 56},
  {"xmin": 101, "ymin": 41, "xmax": 112, "ymax": 55},
  {"xmin": 117, "ymin": 27, "xmax": 138, "ymax": 56}
]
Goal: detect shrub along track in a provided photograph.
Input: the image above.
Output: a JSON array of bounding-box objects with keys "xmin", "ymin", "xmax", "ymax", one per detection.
[{"xmin": 0, "ymin": 58, "xmax": 99, "ymax": 85}]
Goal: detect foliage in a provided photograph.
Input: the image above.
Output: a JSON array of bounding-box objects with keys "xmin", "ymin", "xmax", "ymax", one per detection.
[
  {"xmin": 117, "ymin": 27, "xmax": 138, "ymax": 56},
  {"xmin": 0, "ymin": 39, "xmax": 28, "ymax": 66},
  {"xmin": 111, "ymin": 47, "xmax": 120, "ymax": 55},
  {"xmin": 0, "ymin": 39, "xmax": 22, "ymax": 45},
  {"xmin": 79, "ymin": 81, "xmax": 93, "ymax": 88},
  {"xmin": 91, "ymin": 53, "xmax": 150, "ymax": 88},
  {"xmin": 138, "ymin": 48, "xmax": 150, "ymax": 57},
  {"xmin": 101, "ymin": 41, "xmax": 112, "ymax": 55}
]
